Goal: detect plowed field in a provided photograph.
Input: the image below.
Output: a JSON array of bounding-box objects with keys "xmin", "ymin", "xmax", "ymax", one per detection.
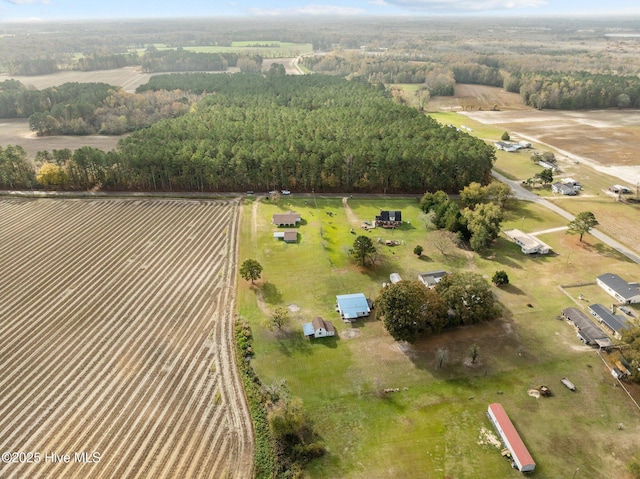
[{"xmin": 0, "ymin": 198, "xmax": 253, "ymax": 479}]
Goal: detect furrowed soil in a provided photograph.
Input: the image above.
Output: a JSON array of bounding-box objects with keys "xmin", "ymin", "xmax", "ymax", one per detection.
[
  {"xmin": 0, "ymin": 198, "xmax": 253, "ymax": 479},
  {"xmin": 0, "ymin": 119, "xmax": 124, "ymax": 158}
]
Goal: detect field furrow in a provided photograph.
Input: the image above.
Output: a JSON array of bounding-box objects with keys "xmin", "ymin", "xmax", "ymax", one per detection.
[{"xmin": 0, "ymin": 198, "xmax": 254, "ymax": 479}]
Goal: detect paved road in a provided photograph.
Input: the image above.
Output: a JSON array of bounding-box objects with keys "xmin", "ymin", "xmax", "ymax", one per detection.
[{"xmin": 492, "ymin": 171, "xmax": 640, "ymax": 264}]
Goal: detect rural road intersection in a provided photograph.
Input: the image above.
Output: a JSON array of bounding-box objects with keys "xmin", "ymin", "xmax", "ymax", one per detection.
[{"xmin": 492, "ymin": 171, "xmax": 640, "ymax": 265}]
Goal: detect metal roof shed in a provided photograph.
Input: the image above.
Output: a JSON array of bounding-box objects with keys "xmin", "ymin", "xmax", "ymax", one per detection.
[{"xmin": 487, "ymin": 403, "xmax": 535, "ymax": 473}]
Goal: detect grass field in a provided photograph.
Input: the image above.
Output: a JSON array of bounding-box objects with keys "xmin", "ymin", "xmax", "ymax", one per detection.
[{"xmin": 238, "ymin": 195, "xmax": 640, "ymax": 479}]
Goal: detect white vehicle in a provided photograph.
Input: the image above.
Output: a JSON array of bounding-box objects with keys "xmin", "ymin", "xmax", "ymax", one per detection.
[{"xmin": 281, "ymin": 190, "xmax": 291, "ymax": 195}]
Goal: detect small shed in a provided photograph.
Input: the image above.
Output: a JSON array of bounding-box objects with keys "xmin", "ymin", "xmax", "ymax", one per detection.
[
  {"xmin": 273, "ymin": 230, "xmax": 298, "ymax": 243},
  {"xmin": 302, "ymin": 317, "xmax": 336, "ymax": 338}
]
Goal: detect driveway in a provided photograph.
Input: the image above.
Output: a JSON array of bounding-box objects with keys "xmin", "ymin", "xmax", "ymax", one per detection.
[{"xmin": 492, "ymin": 171, "xmax": 640, "ymax": 264}]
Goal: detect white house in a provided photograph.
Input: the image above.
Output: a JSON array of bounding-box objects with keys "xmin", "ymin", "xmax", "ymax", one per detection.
[
  {"xmin": 552, "ymin": 182, "xmax": 576, "ymax": 195},
  {"xmin": 596, "ymin": 273, "xmax": 640, "ymax": 304},
  {"xmin": 303, "ymin": 317, "xmax": 336, "ymax": 338},
  {"xmin": 503, "ymin": 229, "xmax": 551, "ymax": 254},
  {"xmin": 336, "ymin": 293, "xmax": 371, "ymax": 320}
]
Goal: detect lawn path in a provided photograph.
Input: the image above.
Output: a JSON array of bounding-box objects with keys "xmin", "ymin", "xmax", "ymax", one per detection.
[{"xmin": 342, "ymin": 196, "xmax": 360, "ymax": 227}]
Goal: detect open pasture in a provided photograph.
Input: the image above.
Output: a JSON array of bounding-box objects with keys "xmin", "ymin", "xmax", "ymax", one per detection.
[
  {"xmin": 239, "ymin": 196, "xmax": 640, "ymax": 479},
  {"xmin": 0, "ymin": 197, "xmax": 253, "ymax": 479}
]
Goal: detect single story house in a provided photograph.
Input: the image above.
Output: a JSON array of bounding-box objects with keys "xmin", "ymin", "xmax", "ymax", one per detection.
[
  {"xmin": 487, "ymin": 403, "xmax": 536, "ymax": 473},
  {"xmin": 561, "ymin": 307, "xmax": 612, "ymax": 348},
  {"xmin": 597, "ymin": 273, "xmax": 640, "ymax": 304},
  {"xmin": 588, "ymin": 304, "xmax": 630, "ymax": 340},
  {"xmin": 390, "ymin": 273, "xmax": 402, "ymax": 284},
  {"xmin": 375, "ymin": 210, "xmax": 402, "ymax": 228},
  {"xmin": 336, "ymin": 293, "xmax": 371, "ymax": 321},
  {"xmin": 303, "ymin": 317, "xmax": 336, "ymax": 338},
  {"xmin": 503, "ymin": 229, "xmax": 551, "ymax": 254},
  {"xmin": 273, "ymin": 230, "xmax": 298, "ymax": 243},
  {"xmin": 561, "ymin": 178, "xmax": 581, "ymax": 190},
  {"xmin": 272, "ymin": 211, "xmax": 301, "ymax": 227},
  {"xmin": 552, "ymin": 182, "xmax": 576, "ymax": 196},
  {"xmin": 494, "ymin": 141, "xmax": 520, "ymax": 152},
  {"xmin": 417, "ymin": 270, "xmax": 448, "ymax": 288},
  {"xmin": 537, "ymin": 160, "xmax": 558, "ymax": 171}
]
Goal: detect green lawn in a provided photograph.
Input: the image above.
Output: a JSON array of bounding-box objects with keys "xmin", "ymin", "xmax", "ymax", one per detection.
[{"xmin": 237, "ymin": 196, "xmax": 640, "ymax": 478}]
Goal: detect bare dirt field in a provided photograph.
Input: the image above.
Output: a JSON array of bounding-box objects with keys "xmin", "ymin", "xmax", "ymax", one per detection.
[
  {"xmin": 428, "ymin": 84, "xmax": 526, "ymax": 112},
  {"xmin": 0, "ymin": 198, "xmax": 253, "ymax": 479},
  {"xmin": 0, "ymin": 119, "xmax": 124, "ymax": 157},
  {"xmin": 462, "ymin": 101, "xmax": 640, "ymax": 185},
  {"xmin": 0, "ymin": 67, "xmax": 155, "ymax": 93}
]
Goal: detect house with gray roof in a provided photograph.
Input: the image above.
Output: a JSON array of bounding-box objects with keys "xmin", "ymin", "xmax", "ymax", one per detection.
[
  {"xmin": 417, "ymin": 270, "xmax": 448, "ymax": 288},
  {"xmin": 597, "ymin": 273, "xmax": 640, "ymax": 304},
  {"xmin": 588, "ymin": 304, "xmax": 630, "ymax": 340},
  {"xmin": 552, "ymin": 182, "xmax": 576, "ymax": 196},
  {"xmin": 561, "ymin": 307, "xmax": 612, "ymax": 348}
]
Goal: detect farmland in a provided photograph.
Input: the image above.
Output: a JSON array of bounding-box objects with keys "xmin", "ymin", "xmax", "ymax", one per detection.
[
  {"xmin": 238, "ymin": 195, "xmax": 640, "ymax": 478},
  {"xmin": 0, "ymin": 197, "xmax": 253, "ymax": 479}
]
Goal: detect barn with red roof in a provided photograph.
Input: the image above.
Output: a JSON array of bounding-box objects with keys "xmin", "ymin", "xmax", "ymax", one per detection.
[{"xmin": 487, "ymin": 403, "xmax": 536, "ymax": 472}]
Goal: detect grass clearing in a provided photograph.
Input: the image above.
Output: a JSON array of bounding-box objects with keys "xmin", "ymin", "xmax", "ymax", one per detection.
[{"xmin": 238, "ymin": 195, "xmax": 640, "ymax": 478}]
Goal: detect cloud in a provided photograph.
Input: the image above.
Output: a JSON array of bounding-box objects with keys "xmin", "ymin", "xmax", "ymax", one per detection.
[
  {"xmin": 383, "ymin": 0, "xmax": 547, "ymax": 11},
  {"xmin": 249, "ymin": 4, "xmax": 365, "ymax": 16},
  {"xmin": 3, "ymin": 0, "xmax": 50, "ymax": 4},
  {"xmin": 369, "ymin": 0, "xmax": 389, "ymax": 5}
]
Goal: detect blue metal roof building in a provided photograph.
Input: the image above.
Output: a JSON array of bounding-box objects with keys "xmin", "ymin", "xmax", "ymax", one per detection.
[{"xmin": 336, "ymin": 293, "xmax": 370, "ymax": 320}]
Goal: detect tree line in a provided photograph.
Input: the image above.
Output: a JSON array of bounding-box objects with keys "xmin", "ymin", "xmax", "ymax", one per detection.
[{"xmin": 507, "ymin": 71, "xmax": 640, "ymax": 110}]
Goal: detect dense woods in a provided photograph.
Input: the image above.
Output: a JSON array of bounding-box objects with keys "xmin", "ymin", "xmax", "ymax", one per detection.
[
  {"xmin": 1, "ymin": 74, "xmax": 495, "ymax": 192},
  {"xmin": 0, "ymin": 80, "xmax": 199, "ymax": 135},
  {"xmin": 114, "ymin": 74, "xmax": 495, "ymax": 192}
]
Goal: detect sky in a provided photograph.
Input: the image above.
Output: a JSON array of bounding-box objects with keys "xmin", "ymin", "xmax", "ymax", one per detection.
[{"xmin": 1, "ymin": 0, "xmax": 640, "ymax": 22}]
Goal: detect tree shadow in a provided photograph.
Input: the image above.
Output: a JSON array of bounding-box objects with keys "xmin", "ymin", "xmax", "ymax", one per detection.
[
  {"xmin": 499, "ymin": 284, "xmax": 526, "ymax": 295},
  {"xmin": 585, "ymin": 241, "xmax": 636, "ymax": 263},
  {"xmin": 262, "ymin": 281, "xmax": 283, "ymax": 304},
  {"xmin": 309, "ymin": 334, "xmax": 339, "ymax": 349},
  {"xmin": 275, "ymin": 328, "xmax": 313, "ymax": 356}
]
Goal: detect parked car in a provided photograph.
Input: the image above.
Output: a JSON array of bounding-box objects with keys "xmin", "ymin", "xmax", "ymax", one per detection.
[
  {"xmin": 619, "ymin": 306, "xmax": 635, "ymax": 317},
  {"xmin": 281, "ymin": 190, "xmax": 291, "ymax": 195}
]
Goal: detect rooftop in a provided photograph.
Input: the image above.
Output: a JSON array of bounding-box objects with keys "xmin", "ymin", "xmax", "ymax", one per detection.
[{"xmin": 597, "ymin": 273, "xmax": 640, "ymax": 301}]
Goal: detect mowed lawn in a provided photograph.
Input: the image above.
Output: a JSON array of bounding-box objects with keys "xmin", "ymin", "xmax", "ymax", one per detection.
[{"xmin": 237, "ymin": 195, "xmax": 640, "ymax": 479}]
